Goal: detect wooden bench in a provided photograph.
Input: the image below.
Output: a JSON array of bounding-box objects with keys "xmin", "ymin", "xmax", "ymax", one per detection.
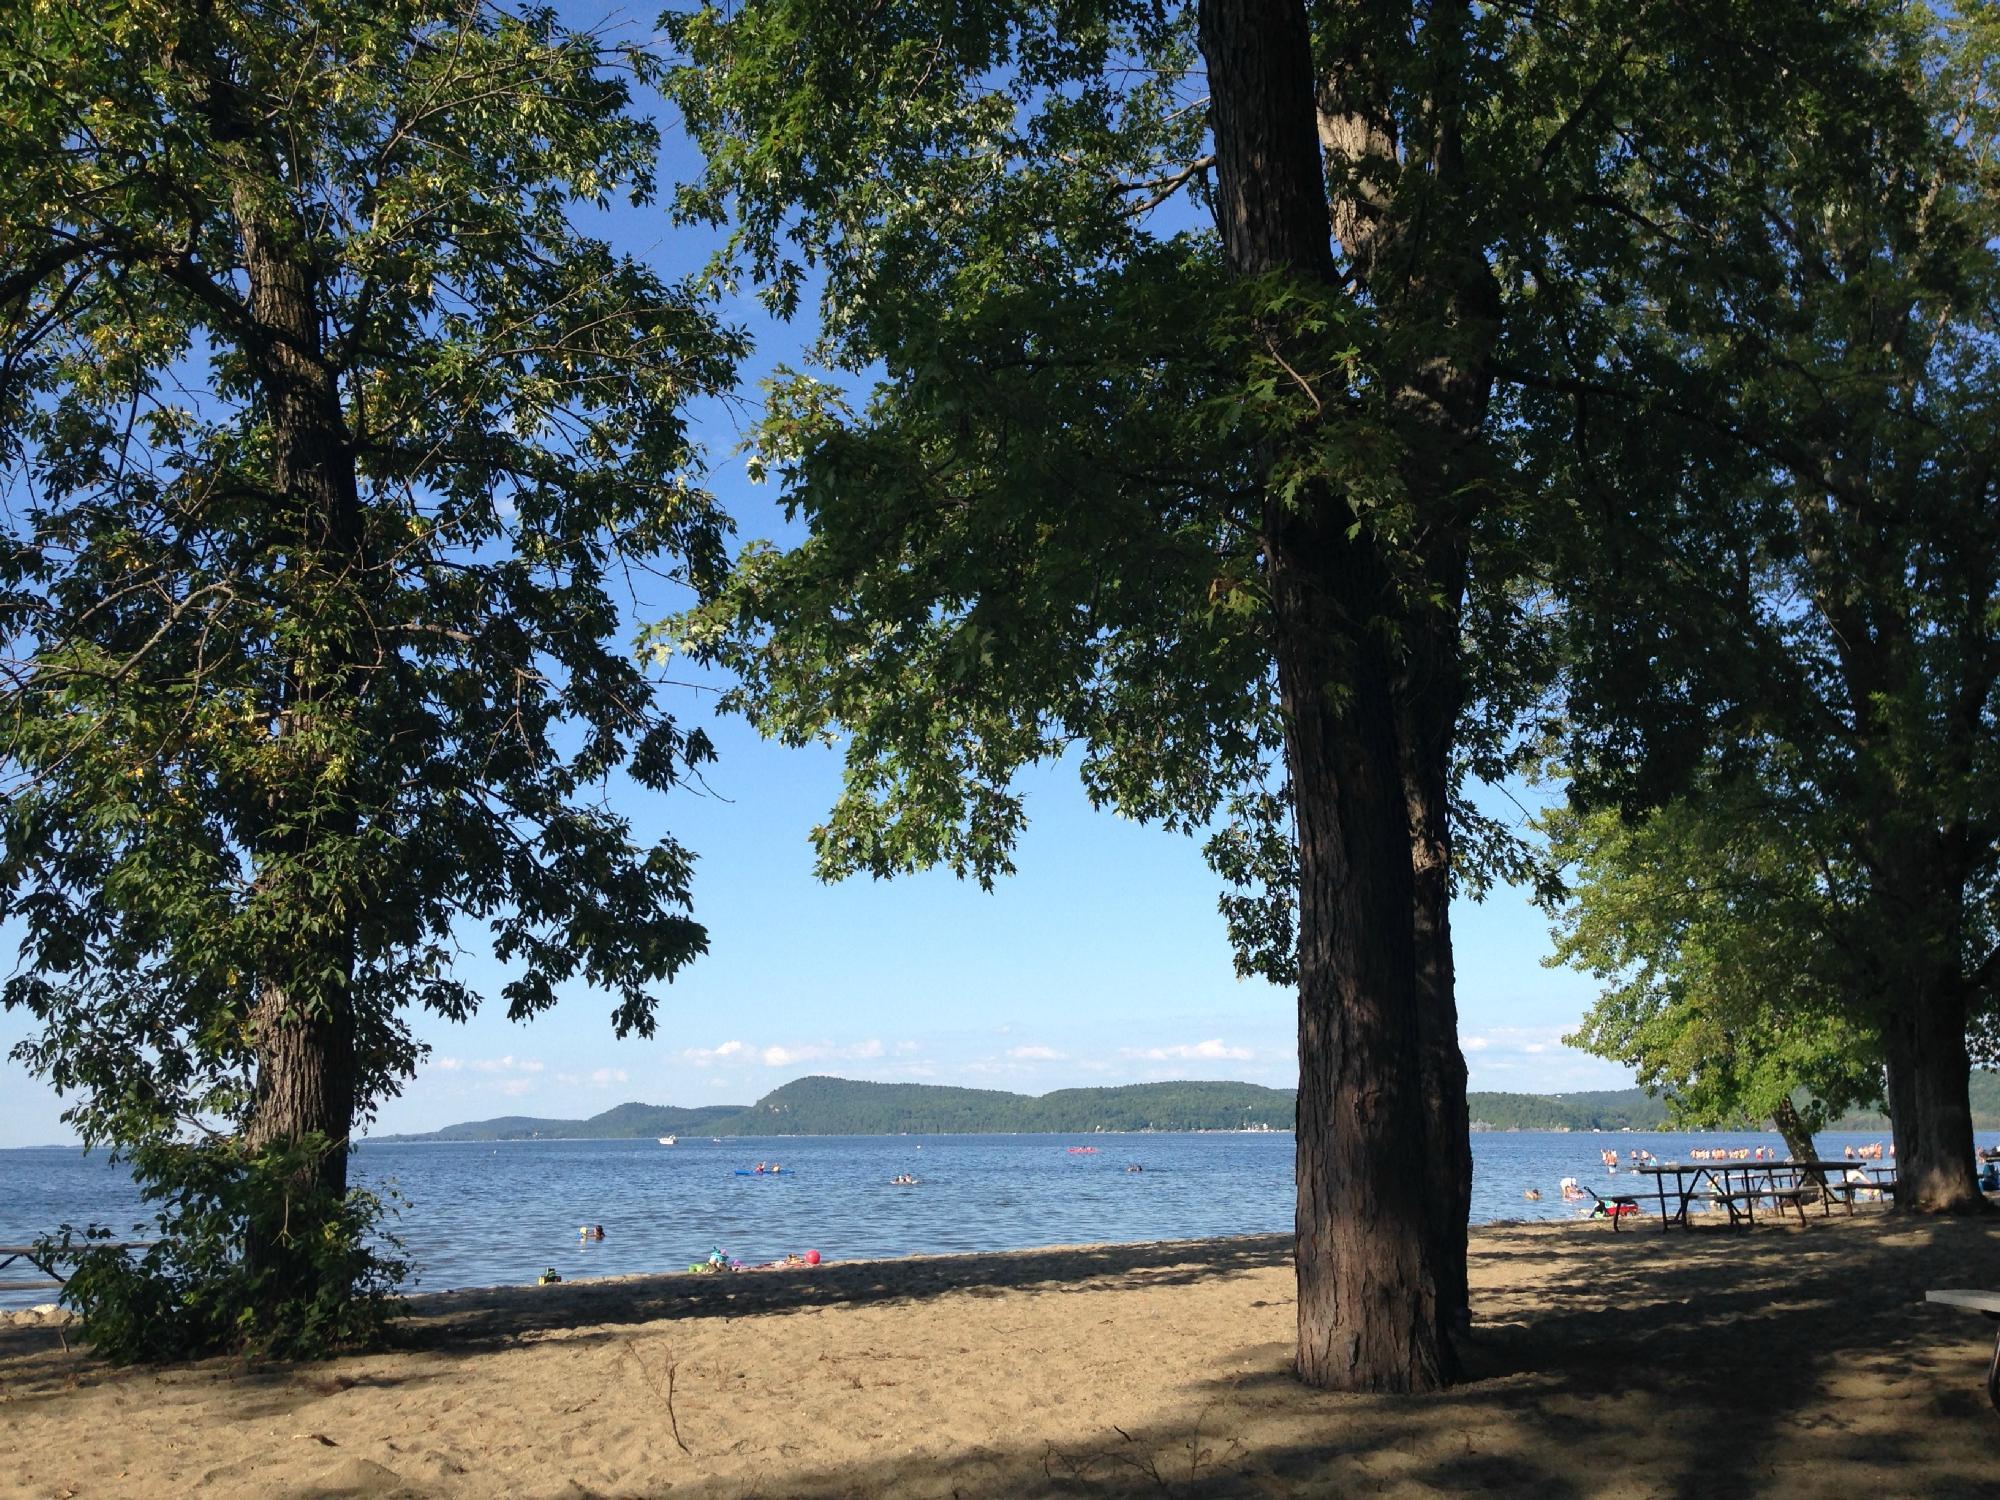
[
  {"xmin": 1926, "ymin": 1289, "xmax": 2000, "ymax": 1413},
  {"xmin": 1705, "ymin": 1184, "xmax": 1824, "ymax": 1229},
  {"xmin": 1831, "ymin": 1176, "xmax": 1899, "ymax": 1211}
]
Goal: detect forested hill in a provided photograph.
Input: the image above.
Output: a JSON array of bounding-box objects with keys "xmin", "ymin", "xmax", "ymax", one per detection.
[
  {"xmin": 368, "ymin": 1072, "xmax": 2000, "ymax": 1141},
  {"xmin": 372, "ymin": 1077, "xmax": 1297, "ymax": 1139},
  {"xmin": 1466, "ymin": 1089, "xmax": 1670, "ymax": 1131},
  {"xmin": 715, "ymin": 1077, "xmax": 1297, "ymax": 1135},
  {"xmin": 377, "ymin": 1102, "xmax": 749, "ymax": 1143}
]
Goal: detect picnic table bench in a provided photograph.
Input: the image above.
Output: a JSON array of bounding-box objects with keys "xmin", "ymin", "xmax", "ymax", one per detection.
[
  {"xmin": 1926, "ymin": 1289, "xmax": 2000, "ymax": 1413},
  {"xmin": 1625, "ymin": 1161, "xmax": 1896, "ymax": 1232}
]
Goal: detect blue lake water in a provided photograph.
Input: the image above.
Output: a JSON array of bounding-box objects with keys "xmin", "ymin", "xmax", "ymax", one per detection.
[{"xmin": 2, "ymin": 1126, "xmax": 1984, "ymax": 1308}]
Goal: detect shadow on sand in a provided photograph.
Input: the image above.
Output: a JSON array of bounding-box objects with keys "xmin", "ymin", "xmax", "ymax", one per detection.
[{"xmin": 393, "ymin": 1232, "xmax": 1295, "ymax": 1351}]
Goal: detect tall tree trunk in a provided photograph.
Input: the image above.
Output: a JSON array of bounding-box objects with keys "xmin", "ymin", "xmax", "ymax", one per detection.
[
  {"xmin": 244, "ymin": 972, "xmax": 357, "ymax": 1199},
  {"xmin": 1315, "ymin": 0, "xmax": 1491, "ymax": 1342},
  {"xmin": 1401, "ymin": 634, "xmax": 1470, "ymax": 1335},
  {"xmin": 228, "ymin": 144, "xmax": 367, "ymax": 1267},
  {"xmin": 1200, "ymin": 0, "xmax": 1451, "ymax": 1392},
  {"xmin": 1882, "ymin": 979, "xmax": 1984, "ymax": 1212}
]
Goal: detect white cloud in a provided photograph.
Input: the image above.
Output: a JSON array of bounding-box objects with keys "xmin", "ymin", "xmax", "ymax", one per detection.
[
  {"xmin": 1007, "ymin": 1044, "xmax": 1066, "ymax": 1061},
  {"xmin": 1460, "ymin": 1026, "xmax": 1629, "ymax": 1092},
  {"xmin": 498, "ymin": 1078, "xmax": 536, "ymax": 1097},
  {"xmin": 893, "ymin": 1041, "xmax": 922, "ymax": 1056},
  {"xmin": 435, "ymin": 1055, "xmax": 543, "ymax": 1075},
  {"xmin": 1130, "ymin": 1038, "xmax": 1253, "ymax": 1062},
  {"xmin": 684, "ymin": 1040, "xmax": 748, "ymax": 1067}
]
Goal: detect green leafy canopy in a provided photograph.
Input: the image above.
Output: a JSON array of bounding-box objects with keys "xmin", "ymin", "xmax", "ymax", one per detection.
[{"xmin": 0, "ymin": 0, "xmax": 743, "ymax": 1151}]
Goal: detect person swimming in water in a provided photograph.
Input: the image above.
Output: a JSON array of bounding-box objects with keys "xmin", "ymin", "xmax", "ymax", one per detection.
[{"xmin": 579, "ymin": 1224, "xmax": 605, "ymax": 1240}]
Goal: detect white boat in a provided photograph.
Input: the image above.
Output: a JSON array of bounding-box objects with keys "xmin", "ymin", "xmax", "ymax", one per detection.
[{"xmin": 658, "ymin": 1135, "xmax": 676, "ymax": 1146}]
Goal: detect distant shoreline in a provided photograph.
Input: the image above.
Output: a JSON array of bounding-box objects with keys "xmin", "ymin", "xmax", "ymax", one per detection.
[{"xmin": 358, "ymin": 1127, "xmax": 1300, "ymax": 1145}]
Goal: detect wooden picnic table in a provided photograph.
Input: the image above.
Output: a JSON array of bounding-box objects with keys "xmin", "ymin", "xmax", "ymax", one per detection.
[
  {"xmin": 1625, "ymin": 1160, "xmax": 1896, "ymax": 1232},
  {"xmin": 1926, "ymin": 1289, "xmax": 2000, "ymax": 1413}
]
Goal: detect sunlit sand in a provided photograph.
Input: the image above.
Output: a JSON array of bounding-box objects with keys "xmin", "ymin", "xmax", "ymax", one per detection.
[{"xmin": 4, "ymin": 1209, "xmax": 1997, "ymax": 1498}]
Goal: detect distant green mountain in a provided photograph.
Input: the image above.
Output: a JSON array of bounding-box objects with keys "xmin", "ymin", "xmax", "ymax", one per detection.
[
  {"xmin": 1466, "ymin": 1088, "xmax": 1669, "ymax": 1131},
  {"xmin": 710, "ymin": 1076, "xmax": 1297, "ymax": 1135},
  {"xmin": 382, "ymin": 1102, "xmax": 745, "ymax": 1143},
  {"xmin": 371, "ymin": 1077, "xmax": 1295, "ymax": 1140},
  {"xmin": 369, "ymin": 1069, "xmax": 2000, "ymax": 1142}
]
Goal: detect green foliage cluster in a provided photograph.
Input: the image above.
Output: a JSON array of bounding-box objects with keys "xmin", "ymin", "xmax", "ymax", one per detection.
[
  {"xmin": 42, "ymin": 1135, "xmax": 403, "ymax": 1363},
  {"xmin": 0, "ymin": 0, "xmax": 737, "ymax": 1357},
  {"xmin": 1530, "ymin": 2, "xmax": 2000, "ymax": 1158},
  {"xmin": 1546, "ymin": 795, "xmax": 1884, "ymax": 1135}
]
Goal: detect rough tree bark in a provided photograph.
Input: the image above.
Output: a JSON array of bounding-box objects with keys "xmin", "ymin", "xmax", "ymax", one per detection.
[
  {"xmin": 1400, "ymin": 620, "xmax": 1472, "ymax": 1335},
  {"xmin": 235, "ymin": 186, "xmax": 366, "ymax": 1255},
  {"xmin": 1882, "ymin": 979, "xmax": 1983, "ymax": 1211},
  {"xmin": 1199, "ymin": 0, "xmax": 1451, "ymax": 1391},
  {"xmin": 1769, "ymin": 1096, "xmax": 1820, "ymax": 1174},
  {"xmin": 1317, "ymin": 0, "xmax": 1493, "ymax": 1338},
  {"xmin": 188, "ymin": 6, "xmax": 370, "ymax": 1264}
]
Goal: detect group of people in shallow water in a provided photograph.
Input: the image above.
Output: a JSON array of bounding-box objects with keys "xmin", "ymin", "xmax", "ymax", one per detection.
[
  {"xmin": 1687, "ymin": 1146, "xmax": 1778, "ymax": 1162},
  {"xmin": 890, "ymin": 1173, "xmax": 920, "ymax": 1185},
  {"xmin": 1602, "ymin": 1148, "xmax": 1660, "ymax": 1170},
  {"xmin": 1845, "ymin": 1142, "xmax": 1890, "ymax": 1160}
]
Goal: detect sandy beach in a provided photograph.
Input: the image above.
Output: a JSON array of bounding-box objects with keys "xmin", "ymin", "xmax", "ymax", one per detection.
[{"xmin": 4, "ymin": 1207, "xmax": 1999, "ymax": 1498}]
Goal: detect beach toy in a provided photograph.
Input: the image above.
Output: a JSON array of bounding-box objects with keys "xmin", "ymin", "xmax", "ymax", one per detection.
[
  {"xmin": 537, "ymin": 1268, "xmax": 562, "ymax": 1285},
  {"xmin": 804, "ymin": 1249, "xmax": 821, "ymax": 1266}
]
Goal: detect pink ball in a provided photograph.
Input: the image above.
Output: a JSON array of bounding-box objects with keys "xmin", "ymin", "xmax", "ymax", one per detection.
[{"xmin": 804, "ymin": 1249, "xmax": 821, "ymax": 1266}]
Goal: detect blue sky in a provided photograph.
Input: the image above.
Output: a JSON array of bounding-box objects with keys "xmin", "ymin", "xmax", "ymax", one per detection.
[
  {"xmin": 0, "ymin": 6, "xmax": 1634, "ymax": 1148},
  {"xmin": 0, "ymin": 740, "xmax": 1630, "ymax": 1145}
]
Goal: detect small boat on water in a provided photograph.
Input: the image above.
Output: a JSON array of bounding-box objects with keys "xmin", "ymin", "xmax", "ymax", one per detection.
[{"xmin": 658, "ymin": 1136, "xmax": 677, "ymax": 1146}]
